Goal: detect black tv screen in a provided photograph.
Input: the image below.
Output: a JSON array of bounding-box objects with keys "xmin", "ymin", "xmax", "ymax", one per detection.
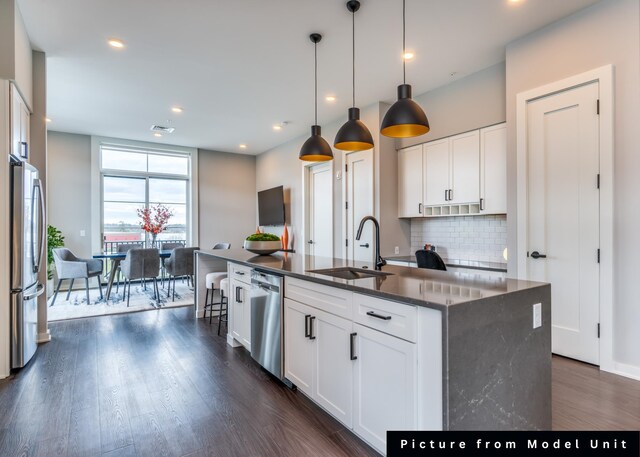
[{"xmin": 258, "ymin": 186, "xmax": 285, "ymax": 226}]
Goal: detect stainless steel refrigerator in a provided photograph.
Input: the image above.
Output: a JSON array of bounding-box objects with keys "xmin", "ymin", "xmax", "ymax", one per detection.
[{"xmin": 10, "ymin": 157, "xmax": 45, "ymax": 369}]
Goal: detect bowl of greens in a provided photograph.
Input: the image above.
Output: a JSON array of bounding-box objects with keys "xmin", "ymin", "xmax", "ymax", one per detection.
[{"xmin": 244, "ymin": 233, "xmax": 282, "ymax": 255}]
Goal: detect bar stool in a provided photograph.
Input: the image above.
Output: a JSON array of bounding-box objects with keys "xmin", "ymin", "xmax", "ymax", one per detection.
[
  {"xmin": 204, "ymin": 271, "xmax": 227, "ymax": 321},
  {"xmin": 216, "ymin": 278, "xmax": 229, "ymax": 335}
]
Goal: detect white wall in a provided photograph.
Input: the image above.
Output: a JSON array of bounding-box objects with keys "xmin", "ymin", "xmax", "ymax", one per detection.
[
  {"xmin": 47, "ymin": 131, "xmax": 93, "ymax": 258},
  {"xmin": 505, "ymin": 0, "xmax": 640, "ymax": 372},
  {"xmin": 198, "ymin": 149, "xmax": 256, "ymax": 250}
]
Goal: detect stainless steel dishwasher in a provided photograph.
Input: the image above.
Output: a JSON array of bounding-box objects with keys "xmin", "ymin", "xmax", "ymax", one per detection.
[{"xmin": 250, "ymin": 269, "xmax": 284, "ymax": 380}]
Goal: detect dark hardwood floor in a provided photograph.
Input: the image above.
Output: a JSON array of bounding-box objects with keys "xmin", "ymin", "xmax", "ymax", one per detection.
[{"xmin": 1, "ymin": 308, "xmax": 639, "ymax": 457}]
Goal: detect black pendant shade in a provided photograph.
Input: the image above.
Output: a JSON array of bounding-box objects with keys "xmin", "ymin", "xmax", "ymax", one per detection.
[
  {"xmin": 334, "ymin": 0, "xmax": 374, "ymax": 152},
  {"xmin": 380, "ymin": 0, "xmax": 429, "ymax": 139},
  {"xmin": 300, "ymin": 125, "xmax": 334, "ymax": 161},
  {"xmin": 334, "ymin": 108, "xmax": 374, "ymax": 151},
  {"xmin": 300, "ymin": 33, "xmax": 333, "ymax": 162},
  {"xmin": 380, "ymin": 84, "xmax": 430, "ymax": 138}
]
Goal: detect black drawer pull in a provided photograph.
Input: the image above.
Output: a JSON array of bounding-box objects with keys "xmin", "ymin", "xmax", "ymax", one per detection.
[
  {"xmin": 530, "ymin": 251, "xmax": 547, "ymax": 259},
  {"xmin": 304, "ymin": 314, "xmax": 311, "ymax": 338},
  {"xmin": 350, "ymin": 333, "xmax": 357, "ymax": 360},
  {"xmin": 309, "ymin": 316, "xmax": 316, "ymax": 340},
  {"xmin": 366, "ymin": 311, "xmax": 392, "ymax": 320}
]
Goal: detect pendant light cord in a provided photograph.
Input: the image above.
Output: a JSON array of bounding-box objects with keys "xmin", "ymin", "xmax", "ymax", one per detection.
[
  {"xmin": 352, "ymin": 8, "xmax": 356, "ymax": 108},
  {"xmin": 402, "ymin": 0, "xmax": 406, "ymax": 84},
  {"xmin": 314, "ymin": 40, "xmax": 318, "ymax": 125}
]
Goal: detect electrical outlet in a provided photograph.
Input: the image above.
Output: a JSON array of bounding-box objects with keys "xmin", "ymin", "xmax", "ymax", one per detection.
[
  {"xmin": 394, "ymin": 246, "xmax": 400, "ymax": 254},
  {"xmin": 80, "ymin": 230, "xmax": 86, "ymax": 237},
  {"xmin": 533, "ymin": 303, "xmax": 542, "ymax": 329}
]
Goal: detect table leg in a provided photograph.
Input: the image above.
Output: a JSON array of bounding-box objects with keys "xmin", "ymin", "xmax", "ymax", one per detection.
[{"xmin": 105, "ymin": 258, "xmax": 121, "ymax": 300}]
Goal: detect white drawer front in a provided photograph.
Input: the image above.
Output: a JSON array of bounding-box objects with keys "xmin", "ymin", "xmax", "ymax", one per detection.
[
  {"xmin": 285, "ymin": 277, "xmax": 352, "ymax": 319},
  {"xmin": 229, "ymin": 262, "xmax": 252, "ymax": 284},
  {"xmin": 353, "ymin": 294, "xmax": 417, "ymax": 343}
]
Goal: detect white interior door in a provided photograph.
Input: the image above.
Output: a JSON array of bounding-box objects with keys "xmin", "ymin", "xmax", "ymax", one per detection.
[
  {"xmin": 308, "ymin": 163, "xmax": 333, "ymax": 258},
  {"xmin": 526, "ymin": 81, "xmax": 600, "ymax": 365},
  {"xmin": 345, "ymin": 151, "xmax": 374, "ymax": 263}
]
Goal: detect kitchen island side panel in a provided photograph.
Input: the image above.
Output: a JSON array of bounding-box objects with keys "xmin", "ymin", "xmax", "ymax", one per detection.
[{"xmin": 446, "ymin": 285, "xmax": 551, "ymax": 430}]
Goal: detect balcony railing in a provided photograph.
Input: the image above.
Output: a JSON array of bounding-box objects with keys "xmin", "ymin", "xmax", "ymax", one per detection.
[{"xmin": 102, "ymin": 239, "xmax": 186, "ymax": 254}]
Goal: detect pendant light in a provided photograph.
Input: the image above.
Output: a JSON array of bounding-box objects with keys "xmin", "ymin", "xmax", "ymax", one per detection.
[
  {"xmin": 300, "ymin": 33, "xmax": 334, "ymax": 162},
  {"xmin": 380, "ymin": 0, "xmax": 429, "ymax": 138},
  {"xmin": 334, "ymin": 0, "xmax": 374, "ymax": 152}
]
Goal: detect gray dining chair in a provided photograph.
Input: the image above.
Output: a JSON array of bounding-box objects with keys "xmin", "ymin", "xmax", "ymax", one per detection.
[
  {"xmin": 115, "ymin": 243, "xmax": 143, "ymax": 294},
  {"xmin": 50, "ymin": 248, "xmax": 104, "ymax": 306},
  {"xmin": 164, "ymin": 247, "xmax": 199, "ymax": 301},
  {"xmin": 120, "ymin": 248, "xmax": 161, "ymax": 307},
  {"xmin": 160, "ymin": 241, "xmax": 185, "ymax": 286}
]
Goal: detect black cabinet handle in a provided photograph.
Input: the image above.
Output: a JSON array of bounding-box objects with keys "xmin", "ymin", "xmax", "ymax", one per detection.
[
  {"xmin": 449, "ymin": 189, "xmax": 453, "ymax": 201},
  {"xmin": 235, "ymin": 286, "xmax": 242, "ymax": 303},
  {"xmin": 444, "ymin": 189, "xmax": 448, "ymax": 201},
  {"xmin": 418, "ymin": 203, "xmax": 423, "ymax": 214},
  {"xmin": 309, "ymin": 316, "xmax": 316, "ymax": 340},
  {"xmin": 350, "ymin": 333, "xmax": 357, "ymax": 360},
  {"xmin": 304, "ymin": 314, "xmax": 311, "ymax": 338},
  {"xmin": 235, "ymin": 271, "xmax": 245, "ymax": 276},
  {"xmin": 530, "ymin": 251, "xmax": 547, "ymax": 259},
  {"xmin": 480, "ymin": 198, "xmax": 484, "ymax": 211},
  {"xmin": 366, "ymin": 310, "xmax": 392, "ymax": 321},
  {"xmin": 360, "ymin": 243, "xmax": 370, "ymax": 248}
]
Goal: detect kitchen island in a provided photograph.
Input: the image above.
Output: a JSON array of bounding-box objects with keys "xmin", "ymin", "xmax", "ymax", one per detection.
[{"xmin": 194, "ymin": 249, "xmax": 551, "ymax": 453}]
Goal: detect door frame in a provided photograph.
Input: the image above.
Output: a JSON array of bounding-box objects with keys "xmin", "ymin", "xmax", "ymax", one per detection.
[
  {"xmin": 515, "ymin": 65, "xmax": 614, "ymax": 373},
  {"xmin": 301, "ymin": 160, "xmax": 334, "ymax": 258}
]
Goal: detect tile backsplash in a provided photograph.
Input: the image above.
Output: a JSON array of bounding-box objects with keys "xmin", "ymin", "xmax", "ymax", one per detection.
[{"xmin": 411, "ymin": 215, "xmax": 507, "ymax": 263}]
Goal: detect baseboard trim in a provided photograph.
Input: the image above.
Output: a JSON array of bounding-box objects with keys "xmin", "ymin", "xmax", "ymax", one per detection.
[
  {"xmin": 609, "ymin": 362, "xmax": 640, "ymax": 381},
  {"xmin": 37, "ymin": 330, "xmax": 51, "ymax": 343}
]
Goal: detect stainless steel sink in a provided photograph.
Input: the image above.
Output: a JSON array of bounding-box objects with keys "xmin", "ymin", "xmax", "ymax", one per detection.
[{"xmin": 308, "ymin": 267, "xmax": 393, "ymax": 280}]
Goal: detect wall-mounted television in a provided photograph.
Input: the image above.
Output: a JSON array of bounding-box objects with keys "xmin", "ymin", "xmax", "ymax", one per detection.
[{"xmin": 258, "ymin": 185, "xmax": 285, "ymax": 226}]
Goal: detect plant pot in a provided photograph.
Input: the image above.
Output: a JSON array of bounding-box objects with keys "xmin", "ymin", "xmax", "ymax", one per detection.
[{"xmin": 244, "ymin": 240, "xmax": 281, "ymax": 256}]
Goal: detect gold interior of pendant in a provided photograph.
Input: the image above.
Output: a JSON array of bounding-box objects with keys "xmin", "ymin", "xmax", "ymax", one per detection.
[
  {"xmin": 381, "ymin": 123, "xmax": 430, "ymax": 138},
  {"xmin": 334, "ymin": 141, "xmax": 374, "ymax": 152},
  {"xmin": 299, "ymin": 154, "xmax": 333, "ymax": 162}
]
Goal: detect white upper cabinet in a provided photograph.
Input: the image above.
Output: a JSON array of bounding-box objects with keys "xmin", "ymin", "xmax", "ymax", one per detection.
[
  {"xmin": 10, "ymin": 84, "xmax": 30, "ymax": 160},
  {"xmin": 397, "ymin": 123, "xmax": 506, "ymax": 218},
  {"xmin": 398, "ymin": 145, "xmax": 424, "ymax": 217},
  {"xmin": 449, "ymin": 130, "xmax": 480, "ymax": 204},
  {"xmin": 423, "ymin": 139, "xmax": 450, "ymax": 206},
  {"xmin": 479, "ymin": 124, "xmax": 507, "ymax": 214}
]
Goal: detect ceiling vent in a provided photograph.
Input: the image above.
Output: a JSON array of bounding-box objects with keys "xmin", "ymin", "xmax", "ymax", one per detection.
[{"xmin": 150, "ymin": 125, "xmax": 175, "ymax": 133}]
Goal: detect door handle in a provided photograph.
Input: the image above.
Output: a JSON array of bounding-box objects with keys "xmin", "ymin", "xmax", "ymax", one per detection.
[
  {"xmin": 350, "ymin": 333, "xmax": 357, "ymax": 360},
  {"xmin": 366, "ymin": 310, "xmax": 392, "ymax": 320},
  {"xmin": 530, "ymin": 251, "xmax": 547, "ymax": 259},
  {"xmin": 359, "ymin": 243, "xmax": 370, "ymax": 248},
  {"xmin": 444, "ymin": 189, "xmax": 448, "ymax": 201},
  {"xmin": 21, "ymin": 141, "xmax": 28, "ymax": 158},
  {"xmin": 308, "ymin": 240, "xmax": 314, "ymax": 244},
  {"xmin": 418, "ymin": 203, "xmax": 423, "ymax": 214},
  {"xmin": 480, "ymin": 198, "xmax": 485, "ymax": 211},
  {"xmin": 309, "ymin": 316, "xmax": 316, "ymax": 340},
  {"xmin": 304, "ymin": 314, "xmax": 311, "ymax": 338},
  {"xmin": 448, "ymin": 189, "xmax": 453, "ymax": 201},
  {"xmin": 34, "ymin": 179, "xmax": 46, "ymax": 274},
  {"xmin": 235, "ymin": 286, "xmax": 242, "ymax": 302}
]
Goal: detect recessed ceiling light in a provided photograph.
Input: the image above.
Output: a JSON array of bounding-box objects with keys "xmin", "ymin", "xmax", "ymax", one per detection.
[
  {"xmin": 154, "ymin": 133, "xmax": 163, "ymax": 138},
  {"xmin": 403, "ymin": 52, "xmax": 414, "ymax": 60},
  {"xmin": 272, "ymin": 124, "xmax": 282, "ymax": 131},
  {"xmin": 325, "ymin": 96, "xmax": 336, "ymax": 102},
  {"xmin": 239, "ymin": 144, "xmax": 247, "ymax": 149},
  {"xmin": 171, "ymin": 107, "xmax": 183, "ymax": 113},
  {"xmin": 108, "ymin": 38, "xmax": 125, "ymax": 49},
  {"xmin": 45, "ymin": 117, "xmax": 51, "ymax": 123}
]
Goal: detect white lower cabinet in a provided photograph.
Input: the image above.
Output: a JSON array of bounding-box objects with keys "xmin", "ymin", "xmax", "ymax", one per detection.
[
  {"xmin": 352, "ymin": 323, "xmax": 417, "ymax": 454},
  {"xmin": 230, "ymin": 278, "xmax": 251, "ymax": 350},
  {"xmin": 284, "ymin": 299, "xmax": 315, "ymax": 395}
]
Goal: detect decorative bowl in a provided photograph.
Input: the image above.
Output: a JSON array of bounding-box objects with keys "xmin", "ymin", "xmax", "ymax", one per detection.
[{"xmin": 244, "ymin": 240, "xmax": 282, "ymax": 255}]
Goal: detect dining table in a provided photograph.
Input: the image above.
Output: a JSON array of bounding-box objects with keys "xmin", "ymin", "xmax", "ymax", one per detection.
[{"xmin": 93, "ymin": 250, "xmax": 173, "ymax": 300}]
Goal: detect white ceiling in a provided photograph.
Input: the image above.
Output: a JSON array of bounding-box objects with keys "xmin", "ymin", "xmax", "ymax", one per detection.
[{"xmin": 19, "ymin": 0, "xmax": 601, "ymax": 155}]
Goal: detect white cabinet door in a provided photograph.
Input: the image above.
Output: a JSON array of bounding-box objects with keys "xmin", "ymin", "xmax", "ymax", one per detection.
[
  {"xmin": 314, "ymin": 309, "xmax": 354, "ymax": 428},
  {"xmin": 398, "ymin": 145, "xmax": 424, "ymax": 218},
  {"xmin": 423, "ymin": 139, "xmax": 449, "ymax": 206},
  {"xmin": 10, "ymin": 85, "xmax": 30, "ymax": 159},
  {"xmin": 480, "ymin": 123, "xmax": 507, "ymax": 214},
  {"xmin": 240, "ymin": 283, "xmax": 251, "ymax": 350},
  {"xmin": 353, "ymin": 323, "xmax": 417, "ymax": 454},
  {"xmin": 230, "ymin": 279, "xmax": 244, "ymax": 343},
  {"xmin": 449, "ymin": 130, "xmax": 480, "ymax": 204},
  {"xmin": 284, "ymin": 298, "xmax": 315, "ymax": 396}
]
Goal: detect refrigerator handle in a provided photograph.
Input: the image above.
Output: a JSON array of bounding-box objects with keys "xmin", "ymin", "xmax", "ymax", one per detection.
[{"xmin": 33, "ymin": 179, "xmax": 46, "ymax": 274}]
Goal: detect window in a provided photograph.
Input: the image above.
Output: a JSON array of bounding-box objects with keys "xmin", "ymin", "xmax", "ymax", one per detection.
[{"xmin": 100, "ymin": 144, "xmax": 192, "ymax": 251}]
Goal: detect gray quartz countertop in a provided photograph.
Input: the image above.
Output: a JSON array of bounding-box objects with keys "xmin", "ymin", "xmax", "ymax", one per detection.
[
  {"xmin": 385, "ymin": 255, "xmax": 508, "ymax": 273},
  {"xmin": 197, "ymin": 249, "xmax": 545, "ymax": 311}
]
